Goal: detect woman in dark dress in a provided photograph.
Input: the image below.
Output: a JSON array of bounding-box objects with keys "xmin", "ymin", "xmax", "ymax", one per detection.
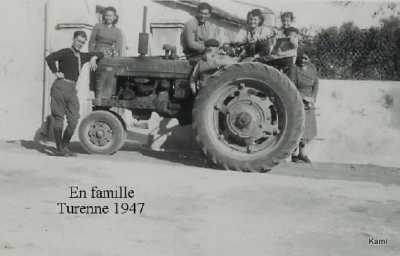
[{"xmin": 288, "ymin": 50, "xmax": 319, "ymax": 163}]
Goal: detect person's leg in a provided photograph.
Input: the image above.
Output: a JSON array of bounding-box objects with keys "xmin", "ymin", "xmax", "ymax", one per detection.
[
  {"xmin": 291, "ymin": 145, "xmax": 299, "ymax": 162},
  {"xmin": 298, "ymin": 108, "xmax": 316, "ymax": 163},
  {"xmin": 50, "ymin": 81, "xmax": 68, "ymax": 156},
  {"xmin": 63, "ymin": 85, "xmax": 80, "ymax": 156},
  {"xmin": 298, "ymin": 140, "xmax": 311, "ymax": 163}
]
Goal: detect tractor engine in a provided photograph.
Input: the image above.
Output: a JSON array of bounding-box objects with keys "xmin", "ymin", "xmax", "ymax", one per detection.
[{"xmin": 93, "ymin": 56, "xmax": 194, "ymax": 123}]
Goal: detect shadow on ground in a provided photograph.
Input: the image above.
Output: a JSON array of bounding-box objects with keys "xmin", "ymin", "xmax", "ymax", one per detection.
[
  {"xmin": 16, "ymin": 139, "xmax": 216, "ymax": 170},
  {"xmin": 7, "ymin": 139, "xmax": 400, "ymax": 185},
  {"xmin": 121, "ymin": 142, "xmax": 217, "ymax": 170},
  {"xmin": 14, "ymin": 140, "xmax": 55, "ymax": 156}
]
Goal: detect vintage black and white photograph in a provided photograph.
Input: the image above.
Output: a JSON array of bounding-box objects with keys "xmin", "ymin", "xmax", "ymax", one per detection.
[{"xmin": 0, "ymin": 0, "xmax": 399, "ymax": 255}]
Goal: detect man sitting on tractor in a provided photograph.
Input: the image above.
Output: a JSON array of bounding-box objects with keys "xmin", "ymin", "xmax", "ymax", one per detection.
[
  {"xmin": 187, "ymin": 8, "xmax": 276, "ymax": 83},
  {"xmin": 183, "ymin": 4, "xmax": 298, "ymax": 87},
  {"xmin": 181, "ymin": 2, "xmax": 220, "ymax": 64}
]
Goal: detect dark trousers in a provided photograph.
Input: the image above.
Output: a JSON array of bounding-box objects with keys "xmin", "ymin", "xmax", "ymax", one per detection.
[{"xmin": 50, "ymin": 79, "xmax": 80, "ymax": 135}]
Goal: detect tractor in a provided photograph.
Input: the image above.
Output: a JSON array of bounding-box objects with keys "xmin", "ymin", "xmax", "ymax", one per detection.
[{"xmin": 78, "ymin": 10, "xmax": 305, "ymax": 172}]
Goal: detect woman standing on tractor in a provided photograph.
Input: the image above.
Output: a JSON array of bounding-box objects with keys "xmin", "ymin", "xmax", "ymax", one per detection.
[
  {"xmin": 89, "ymin": 6, "xmax": 125, "ymax": 57},
  {"xmin": 89, "ymin": 7, "xmax": 148, "ymax": 129}
]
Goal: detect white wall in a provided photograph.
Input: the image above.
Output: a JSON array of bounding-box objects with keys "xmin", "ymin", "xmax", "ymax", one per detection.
[
  {"xmin": 1, "ymin": 1, "xmax": 399, "ymax": 168},
  {"xmin": 308, "ymin": 80, "xmax": 400, "ymax": 167},
  {"xmin": 0, "ymin": 0, "xmax": 198, "ymax": 140},
  {"xmin": 0, "ymin": 0, "xmax": 46, "ymax": 139},
  {"xmin": 146, "ymin": 80, "xmax": 400, "ymax": 168}
]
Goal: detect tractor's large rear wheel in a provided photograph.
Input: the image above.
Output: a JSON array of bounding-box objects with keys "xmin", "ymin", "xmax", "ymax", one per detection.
[
  {"xmin": 193, "ymin": 63, "xmax": 305, "ymax": 172},
  {"xmin": 79, "ymin": 110, "xmax": 126, "ymax": 154}
]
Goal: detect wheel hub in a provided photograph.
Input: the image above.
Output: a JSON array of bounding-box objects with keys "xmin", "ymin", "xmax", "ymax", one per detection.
[
  {"xmin": 213, "ymin": 81, "xmax": 282, "ymax": 153},
  {"xmin": 235, "ymin": 112, "xmax": 252, "ymax": 129},
  {"xmin": 226, "ymin": 100, "xmax": 263, "ymax": 138},
  {"xmin": 88, "ymin": 122, "xmax": 113, "ymax": 147},
  {"xmin": 96, "ymin": 130, "xmax": 105, "ymax": 138}
]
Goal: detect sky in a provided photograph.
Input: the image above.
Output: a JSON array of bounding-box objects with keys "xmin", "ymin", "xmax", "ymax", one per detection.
[
  {"xmin": 207, "ymin": 0, "xmax": 392, "ymax": 29},
  {"xmin": 83, "ymin": 0, "xmax": 397, "ymax": 29},
  {"xmin": 65, "ymin": 0, "xmax": 399, "ymax": 31}
]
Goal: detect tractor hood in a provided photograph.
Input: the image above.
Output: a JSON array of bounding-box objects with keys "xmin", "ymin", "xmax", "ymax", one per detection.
[{"xmin": 97, "ymin": 56, "xmax": 193, "ymax": 79}]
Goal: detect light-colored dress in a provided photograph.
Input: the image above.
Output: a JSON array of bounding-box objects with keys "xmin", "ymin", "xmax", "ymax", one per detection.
[
  {"xmin": 288, "ymin": 63, "xmax": 319, "ymax": 143},
  {"xmin": 89, "ymin": 23, "xmax": 124, "ymax": 57}
]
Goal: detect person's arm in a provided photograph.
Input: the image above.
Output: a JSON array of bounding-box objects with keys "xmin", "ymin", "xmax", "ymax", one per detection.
[
  {"xmin": 88, "ymin": 24, "xmax": 99, "ymax": 52},
  {"xmin": 115, "ymin": 27, "xmax": 125, "ymax": 56},
  {"xmin": 81, "ymin": 52, "xmax": 104, "ymax": 64},
  {"xmin": 117, "ymin": 29, "xmax": 126, "ymax": 56},
  {"xmin": 81, "ymin": 52, "xmax": 104, "ymax": 71},
  {"xmin": 182, "ymin": 21, "xmax": 205, "ymax": 53},
  {"xmin": 45, "ymin": 49, "xmax": 67, "ymax": 78},
  {"xmin": 289, "ymin": 33, "xmax": 299, "ymax": 48},
  {"xmin": 287, "ymin": 64, "xmax": 298, "ymax": 86}
]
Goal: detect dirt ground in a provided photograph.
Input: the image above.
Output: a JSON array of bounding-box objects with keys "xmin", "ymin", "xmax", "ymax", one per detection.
[{"xmin": 0, "ymin": 140, "xmax": 399, "ymax": 256}]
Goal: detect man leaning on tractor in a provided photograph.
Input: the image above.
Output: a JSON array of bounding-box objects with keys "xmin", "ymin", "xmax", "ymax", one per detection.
[{"xmin": 45, "ymin": 31, "xmax": 104, "ymax": 157}]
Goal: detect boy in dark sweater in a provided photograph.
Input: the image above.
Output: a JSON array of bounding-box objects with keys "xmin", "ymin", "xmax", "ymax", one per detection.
[{"xmin": 45, "ymin": 30, "xmax": 103, "ymax": 156}]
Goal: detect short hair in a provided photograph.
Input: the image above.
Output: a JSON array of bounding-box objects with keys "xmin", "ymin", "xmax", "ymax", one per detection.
[
  {"xmin": 281, "ymin": 11, "xmax": 295, "ymax": 22},
  {"xmin": 247, "ymin": 9, "xmax": 264, "ymax": 26},
  {"xmin": 73, "ymin": 30, "xmax": 87, "ymax": 39},
  {"xmin": 296, "ymin": 48, "xmax": 310, "ymax": 65},
  {"xmin": 102, "ymin": 6, "xmax": 119, "ymax": 25},
  {"xmin": 284, "ymin": 27, "xmax": 299, "ymax": 36},
  {"xmin": 198, "ymin": 2, "xmax": 212, "ymax": 13}
]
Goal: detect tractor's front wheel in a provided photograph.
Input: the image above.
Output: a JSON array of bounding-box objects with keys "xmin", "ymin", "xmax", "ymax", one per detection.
[{"xmin": 79, "ymin": 110, "xmax": 126, "ymax": 154}]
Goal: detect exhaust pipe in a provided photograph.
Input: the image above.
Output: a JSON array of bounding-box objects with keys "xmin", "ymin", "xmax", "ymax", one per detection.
[{"xmin": 138, "ymin": 6, "xmax": 149, "ymax": 56}]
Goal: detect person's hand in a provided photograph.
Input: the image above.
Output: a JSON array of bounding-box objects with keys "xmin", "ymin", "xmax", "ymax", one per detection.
[
  {"xmin": 89, "ymin": 56, "xmax": 99, "ymax": 71},
  {"xmin": 269, "ymin": 54, "xmax": 278, "ymax": 60},
  {"xmin": 289, "ymin": 34, "xmax": 299, "ymax": 46},
  {"xmin": 55, "ymin": 72, "xmax": 64, "ymax": 79},
  {"xmin": 190, "ymin": 80, "xmax": 198, "ymax": 95},
  {"xmin": 303, "ymin": 96, "xmax": 314, "ymax": 103},
  {"xmin": 303, "ymin": 96, "xmax": 315, "ymax": 108}
]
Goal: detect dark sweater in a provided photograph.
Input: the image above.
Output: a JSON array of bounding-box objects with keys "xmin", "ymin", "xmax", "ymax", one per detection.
[
  {"xmin": 45, "ymin": 48, "xmax": 104, "ymax": 82},
  {"xmin": 288, "ymin": 63, "xmax": 319, "ymax": 101}
]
